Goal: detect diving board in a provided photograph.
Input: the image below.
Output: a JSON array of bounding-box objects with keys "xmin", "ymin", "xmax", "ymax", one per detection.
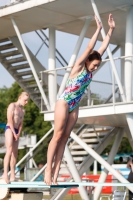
[
  {"xmin": 0, "ymin": 182, "xmax": 79, "ymax": 188},
  {"xmin": 0, "ymin": 181, "xmax": 133, "ymax": 188}
]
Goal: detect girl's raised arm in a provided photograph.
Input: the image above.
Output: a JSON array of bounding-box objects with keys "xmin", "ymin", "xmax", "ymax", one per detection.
[
  {"xmin": 74, "ymin": 15, "xmax": 102, "ymax": 68},
  {"xmin": 98, "ymin": 14, "xmax": 115, "ymax": 56}
]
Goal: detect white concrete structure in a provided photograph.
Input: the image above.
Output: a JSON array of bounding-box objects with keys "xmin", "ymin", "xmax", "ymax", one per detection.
[{"xmin": 0, "ymin": 0, "xmax": 133, "ymax": 200}]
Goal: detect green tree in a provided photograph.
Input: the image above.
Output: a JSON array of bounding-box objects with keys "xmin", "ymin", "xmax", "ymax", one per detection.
[{"xmin": 102, "ymin": 137, "xmax": 132, "ymax": 155}]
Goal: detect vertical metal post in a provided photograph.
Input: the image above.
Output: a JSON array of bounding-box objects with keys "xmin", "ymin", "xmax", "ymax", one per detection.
[
  {"xmin": 124, "ymin": 6, "xmax": 133, "ymax": 102},
  {"xmin": 11, "ymin": 18, "xmax": 50, "ymax": 110},
  {"xmin": 64, "ymin": 145, "xmax": 89, "ymax": 200},
  {"xmin": 90, "ymin": 0, "xmax": 126, "ymax": 102},
  {"xmin": 58, "ymin": 18, "xmax": 91, "ymax": 97},
  {"xmin": 94, "ymin": 128, "xmax": 124, "ymax": 200},
  {"xmin": 70, "ymin": 131, "xmax": 133, "ymax": 193},
  {"xmin": 120, "ymin": 45, "xmax": 125, "ymax": 90},
  {"xmin": 93, "ymin": 160, "xmax": 97, "ymax": 175},
  {"xmin": 48, "ymin": 27, "xmax": 57, "ymax": 110},
  {"xmin": 41, "ymin": 72, "xmax": 43, "ymax": 112},
  {"xmin": 87, "ymin": 85, "xmax": 91, "ymax": 106},
  {"xmin": 112, "ymin": 62, "xmax": 115, "ymax": 105},
  {"xmin": 125, "ymin": 7, "xmax": 133, "ymax": 138},
  {"xmin": 29, "ymin": 148, "xmax": 33, "ymax": 168}
]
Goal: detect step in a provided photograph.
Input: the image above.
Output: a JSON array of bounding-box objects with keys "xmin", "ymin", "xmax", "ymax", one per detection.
[
  {"xmin": 34, "ymin": 96, "xmax": 41, "ymax": 101},
  {"xmin": 20, "ymin": 77, "xmax": 35, "ymax": 83},
  {"xmin": 71, "ymin": 151, "xmax": 88, "ymax": 155},
  {"xmin": 0, "ymin": 38, "xmax": 10, "ymax": 43},
  {"xmin": 30, "ymin": 90, "xmax": 41, "ymax": 95},
  {"xmin": 71, "ymin": 144, "xmax": 97, "ymax": 149},
  {"xmin": 64, "ymin": 157, "xmax": 86, "ymax": 161},
  {"xmin": 9, "ymin": 64, "xmax": 30, "ymax": 71},
  {"xmin": 0, "ymin": 50, "xmax": 20, "ymax": 58},
  {"xmin": 82, "ymin": 132, "xmax": 107, "ymax": 138},
  {"xmin": 15, "ymin": 70, "xmax": 32, "ymax": 76},
  {"xmin": 3, "ymin": 57, "xmax": 26, "ymax": 64},
  {"xmin": 86, "ymin": 127, "xmax": 112, "ymax": 132},
  {"xmin": 26, "ymin": 84, "xmax": 38, "ymax": 89},
  {"xmin": 82, "ymin": 138, "xmax": 99, "ymax": 143},
  {"xmin": 0, "ymin": 43, "xmax": 15, "ymax": 51}
]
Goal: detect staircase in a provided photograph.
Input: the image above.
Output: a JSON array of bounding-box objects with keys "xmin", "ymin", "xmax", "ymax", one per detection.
[
  {"xmin": 59, "ymin": 125, "xmax": 113, "ymax": 176},
  {"xmin": 0, "ymin": 37, "xmax": 48, "ymax": 110}
]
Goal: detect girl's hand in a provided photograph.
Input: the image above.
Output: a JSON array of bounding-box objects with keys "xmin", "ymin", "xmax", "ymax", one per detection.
[
  {"xmin": 95, "ymin": 15, "xmax": 102, "ymax": 30},
  {"xmin": 108, "ymin": 13, "xmax": 115, "ymax": 29}
]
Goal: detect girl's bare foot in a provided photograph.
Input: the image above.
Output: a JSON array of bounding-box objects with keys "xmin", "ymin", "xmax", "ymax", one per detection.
[
  {"xmin": 44, "ymin": 168, "xmax": 52, "ymax": 185},
  {"xmin": 53, "ymin": 173, "xmax": 58, "ymax": 185},
  {"xmin": 10, "ymin": 175, "xmax": 16, "ymax": 182},
  {"xmin": 1, "ymin": 175, "xmax": 10, "ymax": 184}
]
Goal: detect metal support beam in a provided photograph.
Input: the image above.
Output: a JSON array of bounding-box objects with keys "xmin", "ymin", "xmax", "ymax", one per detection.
[
  {"xmin": 48, "ymin": 27, "xmax": 57, "ymax": 110},
  {"xmin": 11, "ymin": 18, "xmax": 50, "ymax": 110},
  {"xmin": 64, "ymin": 145, "xmax": 89, "ymax": 200},
  {"xmin": 94, "ymin": 128, "xmax": 124, "ymax": 200},
  {"xmin": 57, "ymin": 18, "xmax": 91, "ymax": 97},
  {"xmin": 90, "ymin": 0, "xmax": 126, "ymax": 102},
  {"xmin": 70, "ymin": 131, "xmax": 133, "ymax": 193}
]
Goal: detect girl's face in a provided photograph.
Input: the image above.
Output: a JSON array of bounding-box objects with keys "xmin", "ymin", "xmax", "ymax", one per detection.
[{"xmin": 86, "ymin": 59, "xmax": 101, "ymax": 72}]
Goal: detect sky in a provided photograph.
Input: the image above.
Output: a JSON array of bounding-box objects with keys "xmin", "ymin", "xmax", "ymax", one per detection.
[{"xmin": 0, "ymin": 0, "xmax": 127, "ymax": 100}]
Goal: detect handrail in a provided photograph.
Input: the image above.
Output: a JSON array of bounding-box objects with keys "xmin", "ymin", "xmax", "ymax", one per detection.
[{"xmin": 40, "ymin": 55, "xmax": 133, "ymax": 73}]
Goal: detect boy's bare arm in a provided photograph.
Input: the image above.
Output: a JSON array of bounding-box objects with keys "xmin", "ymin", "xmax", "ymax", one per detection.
[
  {"xmin": 17, "ymin": 110, "xmax": 25, "ymax": 138},
  {"xmin": 7, "ymin": 103, "xmax": 18, "ymax": 139}
]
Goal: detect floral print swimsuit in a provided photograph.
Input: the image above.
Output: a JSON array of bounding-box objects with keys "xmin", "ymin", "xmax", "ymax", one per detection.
[{"xmin": 58, "ymin": 68, "xmax": 92, "ymax": 112}]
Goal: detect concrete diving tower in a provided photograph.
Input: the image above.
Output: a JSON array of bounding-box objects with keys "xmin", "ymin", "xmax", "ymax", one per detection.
[{"xmin": 0, "ymin": 1, "xmax": 133, "ymax": 200}]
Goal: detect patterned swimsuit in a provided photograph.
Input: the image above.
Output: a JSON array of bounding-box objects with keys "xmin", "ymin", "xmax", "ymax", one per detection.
[{"xmin": 58, "ymin": 67, "xmax": 92, "ymax": 112}]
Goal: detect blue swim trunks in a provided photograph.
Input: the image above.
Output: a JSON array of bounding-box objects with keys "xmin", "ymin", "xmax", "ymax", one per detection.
[{"xmin": 5, "ymin": 125, "xmax": 19, "ymax": 134}]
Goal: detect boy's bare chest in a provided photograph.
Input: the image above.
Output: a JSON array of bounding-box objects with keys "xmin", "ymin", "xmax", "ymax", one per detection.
[{"xmin": 13, "ymin": 107, "xmax": 23, "ymax": 119}]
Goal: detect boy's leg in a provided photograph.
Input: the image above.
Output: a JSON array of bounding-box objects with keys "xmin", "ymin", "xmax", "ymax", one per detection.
[
  {"xmin": 3, "ymin": 129, "xmax": 14, "ymax": 183},
  {"xmin": 10, "ymin": 138, "xmax": 19, "ymax": 181}
]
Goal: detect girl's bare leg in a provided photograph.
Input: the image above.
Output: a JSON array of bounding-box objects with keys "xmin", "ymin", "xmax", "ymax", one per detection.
[
  {"xmin": 2, "ymin": 129, "xmax": 13, "ymax": 183},
  {"xmin": 52, "ymin": 107, "xmax": 79, "ymax": 184},
  {"xmin": 44, "ymin": 100, "xmax": 69, "ymax": 185},
  {"xmin": 10, "ymin": 139, "xmax": 19, "ymax": 181}
]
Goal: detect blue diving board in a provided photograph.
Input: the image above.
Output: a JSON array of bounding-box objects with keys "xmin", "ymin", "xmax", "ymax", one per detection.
[{"xmin": 0, "ymin": 181, "xmax": 133, "ymax": 188}]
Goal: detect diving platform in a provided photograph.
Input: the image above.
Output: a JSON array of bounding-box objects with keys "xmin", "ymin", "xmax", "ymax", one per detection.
[
  {"xmin": 44, "ymin": 101, "xmax": 133, "ymax": 127},
  {"xmin": 0, "ymin": 0, "xmax": 132, "ymax": 44}
]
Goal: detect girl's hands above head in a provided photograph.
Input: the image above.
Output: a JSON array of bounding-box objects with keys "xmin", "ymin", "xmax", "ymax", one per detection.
[
  {"xmin": 95, "ymin": 15, "xmax": 102, "ymax": 30},
  {"xmin": 108, "ymin": 13, "xmax": 115, "ymax": 29}
]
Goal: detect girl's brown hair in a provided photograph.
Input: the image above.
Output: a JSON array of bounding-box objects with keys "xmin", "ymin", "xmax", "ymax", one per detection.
[{"xmin": 88, "ymin": 50, "xmax": 102, "ymax": 61}]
